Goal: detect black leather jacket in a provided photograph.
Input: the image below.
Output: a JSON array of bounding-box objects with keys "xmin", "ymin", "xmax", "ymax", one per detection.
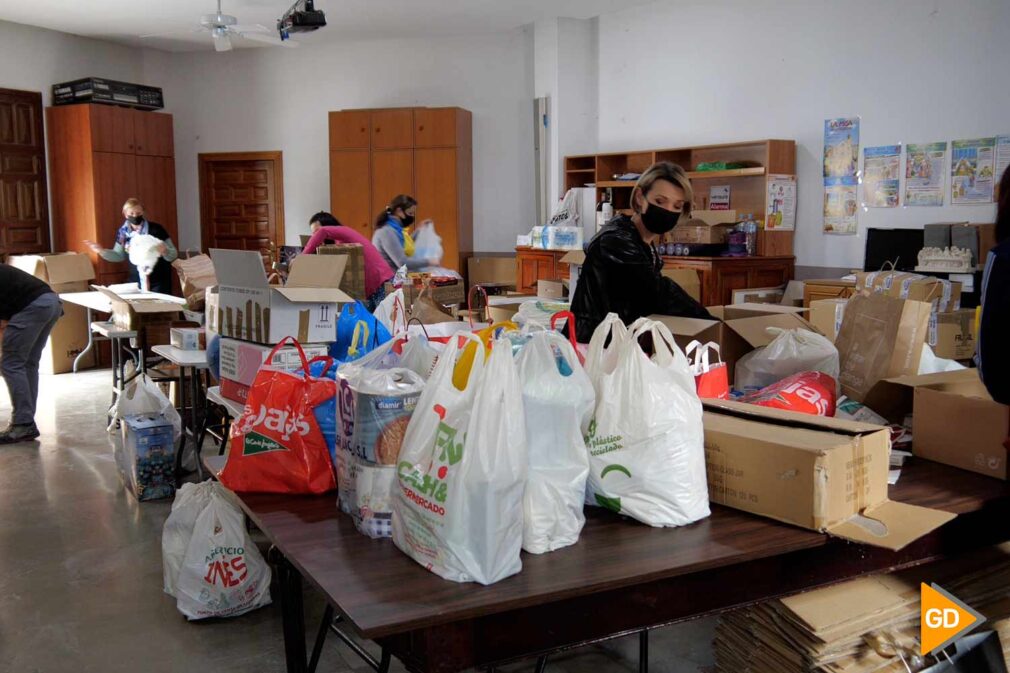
[{"xmin": 571, "ymin": 216, "xmax": 712, "ymax": 343}]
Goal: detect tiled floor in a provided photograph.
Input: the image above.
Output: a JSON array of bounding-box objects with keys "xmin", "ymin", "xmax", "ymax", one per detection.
[{"xmin": 0, "ymin": 370, "xmax": 715, "ymax": 672}]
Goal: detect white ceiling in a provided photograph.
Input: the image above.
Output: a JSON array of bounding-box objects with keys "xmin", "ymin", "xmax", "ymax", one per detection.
[{"xmin": 0, "ymin": 0, "xmax": 655, "ymax": 51}]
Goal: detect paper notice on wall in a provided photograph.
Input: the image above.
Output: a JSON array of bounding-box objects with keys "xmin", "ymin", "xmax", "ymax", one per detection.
[
  {"xmin": 824, "ymin": 177, "xmax": 858, "ymax": 235},
  {"xmin": 996, "ymin": 136, "xmax": 1010, "ymax": 195},
  {"xmin": 823, "ymin": 117, "xmax": 860, "ymax": 178},
  {"xmin": 765, "ymin": 175, "xmax": 796, "ymax": 231},
  {"xmin": 862, "ymin": 145, "xmax": 901, "ymax": 208},
  {"xmin": 905, "ymin": 142, "xmax": 947, "ymax": 207},
  {"xmin": 709, "ymin": 185, "xmax": 731, "ymax": 210},
  {"xmin": 951, "ymin": 137, "xmax": 996, "ymax": 204}
]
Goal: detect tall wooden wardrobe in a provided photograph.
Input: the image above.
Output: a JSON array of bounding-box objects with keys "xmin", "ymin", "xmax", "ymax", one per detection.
[
  {"xmin": 328, "ymin": 107, "xmax": 472, "ymax": 272},
  {"xmin": 46, "ymin": 104, "xmax": 177, "ymax": 286}
]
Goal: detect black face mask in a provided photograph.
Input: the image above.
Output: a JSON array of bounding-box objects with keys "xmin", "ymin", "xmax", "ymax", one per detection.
[
  {"xmin": 640, "ymin": 201, "xmax": 681, "ymax": 235},
  {"xmin": 400, "ymin": 213, "xmax": 415, "ymax": 227},
  {"xmin": 127, "ymin": 215, "xmax": 144, "ymax": 226}
]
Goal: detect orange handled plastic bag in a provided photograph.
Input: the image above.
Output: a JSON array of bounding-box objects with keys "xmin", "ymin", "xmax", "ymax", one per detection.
[{"xmin": 220, "ymin": 337, "xmax": 337, "ymax": 494}]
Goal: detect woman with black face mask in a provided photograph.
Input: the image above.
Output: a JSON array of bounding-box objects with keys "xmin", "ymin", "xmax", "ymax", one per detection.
[
  {"xmin": 84, "ymin": 197, "xmax": 178, "ymax": 294},
  {"xmin": 371, "ymin": 194, "xmax": 437, "ymax": 272},
  {"xmin": 571, "ymin": 161, "xmax": 712, "ymax": 342}
]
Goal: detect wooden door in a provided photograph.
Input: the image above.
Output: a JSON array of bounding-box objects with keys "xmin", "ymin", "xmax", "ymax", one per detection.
[
  {"xmin": 330, "ymin": 150, "xmax": 371, "ymax": 238},
  {"xmin": 90, "ymin": 105, "xmax": 135, "ymax": 154},
  {"xmin": 329, "ymin": 111, "xmax": 370, "ymax": 150},
  {"xmin": 199, "ymin": 152, "xmax": 284, "ymax": 263},
  {"xmin": 135, "ymin": 112, "xmax": 174, "ymax": 157},
  {"xmin": 0, "ymin": 88, "xmax": 49, "ymax": 255},
  {"xmin": 371, "ymin": 150, "xmax": 413, "ymax": 217},
  {"xmin": 414, "ymin": 148, "xmax": 458, "ymax": 270},
  {"xmin": 414, "ymin": 108, "xmax": 458, "ymax": 148},
  {"xmin": 93, "ymin": 151, "xmax": 137, "ymax": 281},
  {"xmin": 370, "ymin": 110, "xmax": 413, "ymax": 149},
  {"xmin": 135, "ymin": 155, "xmax": 177, "ymax": 242}
]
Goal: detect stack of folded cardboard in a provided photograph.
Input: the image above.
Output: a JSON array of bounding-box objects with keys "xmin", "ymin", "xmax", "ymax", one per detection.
[{"xmin": 714, "ymin": 544, "xmax": 1010, "ymax": 672}]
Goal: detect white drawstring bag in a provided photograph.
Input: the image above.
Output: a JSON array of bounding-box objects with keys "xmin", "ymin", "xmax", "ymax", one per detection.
[
  {"xmin": 174, "ymin": 491, "xmax": 272, "ymax": 620},
  {"xmin": 392, "ymin": 335, "xmax": 527, "ymax": 584},
  {"xmin": 585, "ymin": 317, "xmax": 710, "ymax": 527},
  {"xmin": 734, "ymin": 327, "xmax": 839, "ymax": 394},
  {"xmin": 162, "ymin": 481, "xmax": 218, "ymax": 597},
  {"xmin": 516, "ymin": 331, "xmax": 595, "ymax": 554}
]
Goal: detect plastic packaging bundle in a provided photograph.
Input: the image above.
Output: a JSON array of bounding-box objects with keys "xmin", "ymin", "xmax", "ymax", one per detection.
[
  {"xmin": 128, "ymin": 233, "xmax": 164, "ymax": 291},
  {"xmin": 734, "ymin": 327, "xmax": 839, "ymax": 394}
]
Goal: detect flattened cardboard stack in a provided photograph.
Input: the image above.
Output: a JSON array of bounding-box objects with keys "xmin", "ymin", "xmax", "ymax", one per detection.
[{"xmin": 714, "ymin": 543, "xmax": 1010, "ymax": 672}]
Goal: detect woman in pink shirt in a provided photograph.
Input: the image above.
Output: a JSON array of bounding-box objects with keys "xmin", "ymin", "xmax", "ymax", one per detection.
[{"xmin": 302, "ymin": 212, "xmax": 395, "ymax": 310}]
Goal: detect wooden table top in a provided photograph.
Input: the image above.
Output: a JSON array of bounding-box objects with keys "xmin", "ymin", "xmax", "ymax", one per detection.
[{"xmin": 204, "ymin": 455, "xmax": 1010, "ymax": 640}]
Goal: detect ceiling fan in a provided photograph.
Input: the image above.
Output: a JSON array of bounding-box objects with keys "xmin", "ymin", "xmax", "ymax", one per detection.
[{"xmin": 141, "ymin": 0, "xmax": 299, "ymax": 52}]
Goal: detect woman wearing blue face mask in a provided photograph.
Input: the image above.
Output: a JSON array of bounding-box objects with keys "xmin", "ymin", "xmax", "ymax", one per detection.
[
  {"xmin": 84, "ymin": 197, "xmax": 178, "ymax": 294},
  {"xmin": 371, "ymin": 194, "xmax": 436, "ymax": 272},
  {"xmin": 570, "ymin": 162, "xmax": 712, "ymax": 343}
]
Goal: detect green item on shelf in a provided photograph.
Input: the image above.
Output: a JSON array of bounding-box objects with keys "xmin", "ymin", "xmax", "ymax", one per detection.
[{"xmin": 695, "ymin": 161, "xmax": 746, "ymax": 171}]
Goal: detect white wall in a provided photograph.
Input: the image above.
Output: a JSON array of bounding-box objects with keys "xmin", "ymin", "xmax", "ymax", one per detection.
[
  {"xmin": 596, "ymin": 0, "xmax": 1010, "ymax": 269},
  {"xmin": 147, "ymin": 28, "xmax": 536, "ymax": 252},
  {"xmin": 557, "ymin": 18, "xmax": 599, "ymax": 192},
  {"xmin": 534, "ymin": 19, "xmax": 561, "ymax": 208}
]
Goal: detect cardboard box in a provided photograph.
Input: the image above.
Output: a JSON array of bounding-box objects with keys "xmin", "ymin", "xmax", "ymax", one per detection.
[
  {"xmin": 853, "ymin": 271, "xmax": 961, "ymax": 312},
  {"xmin": 671, "ymin": 210, "xmax": 738, "ymax": 245},
  {"xmin": 119, "ymin": 413, "xmax": 176, "ymax": 502},
  {"xmin": 218, "ymin": 338, "xmax": 330, "ymax": 388},
  {"xmin": 538, "ymin": 279, "xmax": 567, "ymax": 300},
  {"xmin": 170, "ymin": 327, "xmax": 206, "ymax": 351},
  {"xmin": 661, "ymin": 267, "xmax": 702, "ymax": 304},
  {"xmin": 386, "ymin": 281, "xmax": 465, "ymax": 307},
  {"xmin": 731, "ymin": 286, "xmax": 785, "ymax": 305},
  {"xmin": 317, "ymin": 243, "xmax": 366, "ymax": 300},
  {"xmin": 211, "ymin": 249, "xmax": 351, "ymax": 345},
  {"xmin": 220, "ymin": 377, "xmax": 251, "ymax": 404},
  {"xmin": 702, "ymin": 399, "xmax": 955, "ymax": 550},
  {"xmin": 467, "ymin": 256, "xmax": 516, "ymax": 287},
  {"xmin": 910, "ymin": 369, "xmax": 1010, "ymax": 480},
  {"xmin": 93, "ymin": 285, "xmax": 185, "ymax": 331},
  {"xmin": 930, "ymin": 308, "xmax": 977, "ymax": 360},
  {"xmin": 205, "ymin": 286, "xmax": 220, "ymax": 335},
  {"xmin": 809, "ymin": 298, "xmax": 848, "ymax": 343},
  {"xmin": 8, "ymin": 252, "xmax": 97, "ymax": 374},
  {"xmin": 650, "ymin": 306, "xmax": 819, "ymax": 382}
]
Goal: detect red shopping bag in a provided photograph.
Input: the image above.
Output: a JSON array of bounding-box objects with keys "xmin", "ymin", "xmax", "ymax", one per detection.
[
  {"xmin": 685, "ymin": 340, "xmax": 729, "ymax": 400},
  {"xmin": 742, "ymin": 371, "xmax": 837, "ymax": 416},
  {"xmin": 220, "ymin": 337, "xmax": 337, "ymax": 494}
]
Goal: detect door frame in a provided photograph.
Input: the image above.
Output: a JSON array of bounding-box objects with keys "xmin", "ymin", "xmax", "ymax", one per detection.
[{"xmin": 198, "ymin": 150, "xmax": 285, "ymax": 253}]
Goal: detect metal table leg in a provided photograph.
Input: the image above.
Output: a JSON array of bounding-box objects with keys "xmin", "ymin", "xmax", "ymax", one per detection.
[
  {"xmin": 189, "ymin": 366, "xmax": 204, "ymax": 481},
  {"xmin": 173, "ymin": 365, "xmax": 188, "ymax": 486},
  {"xmin": 270, "ymin": 547, "xmax": 308, "ymax": 673},
  {"xmin": 73, "ymin": 308, "xmax": 94, "ymax": 373},
  {"xmin": 639, "ymin": 630, "xmax": 649, "ymax": 673}
]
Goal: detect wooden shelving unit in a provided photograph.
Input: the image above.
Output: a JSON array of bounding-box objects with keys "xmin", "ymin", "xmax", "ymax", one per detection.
[{"xmin": 564, "ymin": 139, "xmax": 796, "ymax": 257}]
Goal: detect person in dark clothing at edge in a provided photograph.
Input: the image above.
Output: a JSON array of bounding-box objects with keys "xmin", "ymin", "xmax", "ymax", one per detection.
[
  {"xmin": 976, "ymin": 165, "xmax": 1010, "ymax": 405},
  {"xmin": 0, "ymin": 264, "xmax": 63, "ymax": 443},
  {"xmin": 85, "ymin": 197, "xmax": 178, "ymax": 294},
  {"xmin": 571, "ymin": 161, "xmax": 712, "ymax": 343}
]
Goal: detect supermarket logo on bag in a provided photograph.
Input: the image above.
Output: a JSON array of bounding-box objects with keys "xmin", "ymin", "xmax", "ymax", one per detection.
[
  {"xmin": 243, "ymin": 431, "xmax": 289, "ymax": 455},
  {"xmin": 920, "ymin": 583, "xmax": 985, "ymax": 656},
  {"xmin": 585, "ymin": 417, "xmax": 623, "ymax": 457},
  {"xmin": 241, "ymin": 405, "xmax": 311, "ymax": 442},
  {"xmin": 204, "ymin": 546, "xmax": 249, "ymax": 588}
]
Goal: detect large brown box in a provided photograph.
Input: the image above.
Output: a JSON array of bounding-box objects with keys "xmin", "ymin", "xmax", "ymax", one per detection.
[{"xmin": 317, "ymin": 243, "xmax": 366, "ymax": 301}]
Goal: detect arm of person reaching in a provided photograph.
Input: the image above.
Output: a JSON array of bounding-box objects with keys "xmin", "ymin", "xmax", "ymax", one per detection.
[
  {"xmin": 85, "ymin": 240, "xmax": 127, "ymax": 263},
  {"xmin": 654, "ymin": 274, "xmax": 713, "ymax": 319},
  {"xmin": 160, "ymin": 237, "xmax": 178, "ymax": 263},
  {"xmin": 978, "ymin": 249, "xmax": 1010, "ymax": 405}
]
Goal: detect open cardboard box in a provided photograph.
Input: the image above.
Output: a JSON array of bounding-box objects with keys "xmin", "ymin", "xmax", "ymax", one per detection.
[
  {"xmin": 8, "ymin": 252, "xmax": 97, "ymax": 373},
  {"xmin": 650, "ymin": 305, "xmax": 818, "ymax": 381},
  {"xmin": 211, "ymin": 249, "xmax": 351, "ymax": 344},
  {"xmin": 672, "ymin": 209, "xmax": 738, "ymax": 245},
  {"xmin": 703, "ymin": 399, "xmax": 956, "ymax": 550},
  {"xmin": 93, "ymin": 284, "xmax": 186, "ymax": 331}
]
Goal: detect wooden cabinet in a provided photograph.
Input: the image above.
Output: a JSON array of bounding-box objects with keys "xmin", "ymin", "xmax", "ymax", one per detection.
[
  {"xmin": 329, "ymin": 110, "xmax": 370, "ymax": 150},
  {"xmin": 414, "ymin": 108, "xmax": 460, "ymax": 147},
  {"xmin": 803, "ymin": 279, "xmax": 856, "ymax": 307},
  {"xmin": 329, "ymin": 106, "xmax": 472, "ymax": 271},
  {"xmin": 371, "ymin": 150, "xmax": 414, "ymax": 217},
  {"xmin": 515, "ymin": 247, "xmax": 568, "ymax": 294},
  {"xmin": 370, "ymin": 109, "xmax": 414, "ymax": 149},
  {"xmin": 329, "ymin": 150, "xmax": 371, "ymax": 237},
  {"xmin": 46, "ymin": 104, "xmax": 176, "ymax": 286}
]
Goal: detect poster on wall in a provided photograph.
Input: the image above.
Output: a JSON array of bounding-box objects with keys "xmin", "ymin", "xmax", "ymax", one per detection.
[
  {"xmin": 996, "ymin": 136, "xmax": 1010, "ymax": 192},
  {"xmin": 765, "ymin": 175, "xmax": 796, "ymax": 230},
  {"xmin": 709, "ymin": 185, "xmax": 731, "ymax": 210},
  {"xmin": 823, "ymin": 118, "xmax": 860, "ymax": 178},
  {"xmin": 951, "ymin": 137, "xmax": 996, "ymax": 204},
  {"xmin": 905, "ymin": 142, "xmax": 947, "ymax": 206},
  {"xmin": 861, "ymin": 145, "xmax": 901, "ymax": 208},
  {"xmin": 824, "ymin": 177, "xmax": 858, "ymax": 235}
]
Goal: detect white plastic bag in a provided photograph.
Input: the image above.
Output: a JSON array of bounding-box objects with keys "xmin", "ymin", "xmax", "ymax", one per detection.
[
  {"xmin": 584, "ymin": 313, "xmax": 629, "ymax": 400},
  {"xmin": 413, "ymin": 222, "xmax": 444, "ymax": 265},
  {"xmin": 174, "ymin": 491, "xmax": 272, "ymax": 620},
  {"xmin": 734, "ymin": 327, "xmax": 839, "ymax": 394},
  {"xmin": 585, "ymin": 317, "xmax": 710, "ymax": 527},
  {"xmin": 516, "ymin": 331, "xmax": 594, "ymax": 554},
  {"xmin": 513, "ymin": 300, "xmax": 571, "ymax": 331},
  {"xmin": 918, "ymin": 343, "xmax": 968, "ymax": 374},
  {"xmin": 127, "ymin": 233, "xmax": 165, "ymax": 292},
  {"xmin": 347, "ymin": 458, "xmax": 398, "ymax": 538},
  {"xmin": 163, "ymin": 481, "xmax": 217, "ymax": 597},
  {"xmin": 108, "ymin": 374, "xmax": 181, "ymax": 439},
  {"xmin": 392, "ymin": 335, "xmax": 528, "ymax": 584},
  {"xmin": 374, "ymin": 288, "xmax": 406, "ymax": 334},
  {"xmin": 399, "ymin": 335, "xmax": 444, "ymax": 380}
]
